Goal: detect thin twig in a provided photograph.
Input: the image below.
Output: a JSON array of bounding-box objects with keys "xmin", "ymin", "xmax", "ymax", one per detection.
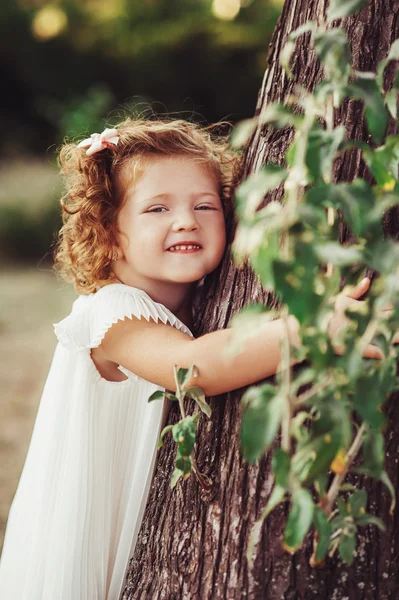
[
  {"xmin": 325, "ymin": 90, "xmax": 335, "ymax": 278},
  {"xmin": 324, "ymin": 423, "xmax": 367, "ymax": 516},
  {"xmin": 173, "ymin": 366, "xmax": 186, "ymax": 419},
  {"xmin": 281, "ymin": 313, "xmax": 293, "ymax": 452},
  {"xmin": 295, "ymin": 373, "xmax": 334, "ymax": 406},
  {"xmin": 191, "ymin": 455, "xmax": 212, "ymax": 492},
  {"xmin": 357, "ymin": 317, "xmax": 379, "ymax": 355}
]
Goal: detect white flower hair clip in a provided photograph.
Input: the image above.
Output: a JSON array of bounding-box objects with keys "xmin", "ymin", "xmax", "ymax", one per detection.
[{"xmin": 77, "ymin": 128, "xmax": 119, "ymax": 156}]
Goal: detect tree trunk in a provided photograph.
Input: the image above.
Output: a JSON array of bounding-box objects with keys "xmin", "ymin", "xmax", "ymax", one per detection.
[{"xmin": 122, "ymin": 1, "xmax": 399, "ymax": 598}]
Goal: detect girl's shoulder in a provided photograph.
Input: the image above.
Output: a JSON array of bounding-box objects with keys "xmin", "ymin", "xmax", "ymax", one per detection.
[{"xmin": 54, "ymin": 282, "xmax": 192, "ymax": 353}]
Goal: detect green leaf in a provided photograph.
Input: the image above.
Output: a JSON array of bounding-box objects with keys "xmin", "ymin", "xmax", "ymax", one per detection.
[
  {"xmin": 327, "ymin": 0, "xmax": 368, "ymax": 21},
  {"xmin": 249, "ymin": 230, "xmax": 281, "ymax": 289},
  {"xmin": 259, "ymin": 102, "xmax": 304, "ymax": 129},
  {"xmin": 345, "ymin": 305, "xmax": 372, "ymax": 339},
  {"xmin": 385, "ymin": 70, "xmax": 399, "ymax": 119},
  {"xmin": 307, "ymin": 179, "xmax": 375, "ymax": 236},
  {"xmin": 172, "ymin": 416, "xmax": 197, "ymax": 457},
  {"xmin": 293, "ymin": 400, "xmax": 352, "ymax": 485},
  {"xmin": 296, "ymin": 203, "xmax": 328, "ymax": 232},
  {"xmin": 314, "ymin": 80, "xmax": 348, "ymax": 108},
  {"xmin": 273, "ymin": 252, "xmax": 325, "ymax": 325},
  {"xmin": 291, "ymin": 410, "xmax": 312, "ymax": 442},
  {"xmin": 349, "ymin": 489, "xmax": 367, "ymax": 517},
  {"xmin": 175, "ymin": 452, "xmax": 192, "ymax": 474},
  {"xmin": 148, "ymin": 390, "xmax": 166, "ymax": 402},
  {"xmin": 289, "ymin": 21, "xmax": 316, "ymax": 41},
  {"xmin": 357, "ymin": 429, "xmax": 384, "ymax": 477},
  {"xmin": 174, "ymin": 365, "xmax": 198, "ymax": 391},
  {"xmin": 185, "ymin": 386, "xmax": 211, "ymax": 418},
  {"xmin": 313, "ymin": 28, "xmax": 351, "ymax": 80},
  {"xmin": 314, "ymin": 242, "xmax": 363, "ymax": 267},
  {"xmin": 354, "ymin": 376, "xmax": 386, "ymax": 431},
  {"xmin": 170, "ymin": 467, "xmax": 183, "ymax": 489},
  {"xmin": 356, "ymin": 514, "xmax": 386, "ymax": 531},
  {"xmin": 240, "ymin": 384, "xmax": 285, "ymax": 463},
  {"xmin": 346, "ymin": 79, "xmax": 388, "ymax": 144},
  {"xmin": 235, "ymin": 165, "xmax": 288, "ymax": 221},
  {"xmin": 385, "ymin": 90, "xmax": 399, "ymax": 120},
  {"xmin": 230, "ymin": 117, "xmax": 258, "ymax": 149},
  {"xmin": 381, "ymin": 470, "xmax": 396, "ymax": 515},
  {"xmin": 272, "ymin": 448, "xmax": 291, "ymax": 488},
  {"xmin": 336, "ymin": 179, "xmax": 375, "ymax": 234},
  {"xmin": 335, "ymin": 497, "xmax": 350, "ymax": 519},
  {"xmin": 280, "ymin": 38, "xmax": 296, "ymax": 78},
  {"xmin": 306, "ymin": 125, "xmax": 346, "ymax": 183},
  {"xmin": 363, "ymin": 136, "xmax": 399, "ymax": 187},
  {"xmin": 291, "ymin": 367, "xmax": 317, "ymax": 398},
  {"xmin": 247, "ymin": 484, "xmax": 286, "ymax": 566},
  {"xmin": 377, "ymin": 39, "xmax": 399, "ymax": 90},
  {"xmin": 233, "ymin": 220, "xmax": 268, "ymax": 262},
  {"xmin": 157, "ymin": 424, "xmax": 174, "ymax": 449},
  {"xmin": 283, "ymin": 488, "xmax": 314, "ymax": 552},
  {"xmin": 339, "ymin": 530, "xmax": 357, "ymax": 564},
  {"xmin": 366, "ymin": 238, "xmax": 399, "ymax": 275},
  {"xmin": 378, "ymin": 354, "xmax": 398, "ymax": 397},
  {"xmin": 340, "ymin": 483, "xmax": 358, "ymax": 492},
  {"xmin": 286, "ymin": 137, "xmax": 298, "ymax": 168},
  {"xmin": 231, "ymin": 303, "xmax": 270, "ymax": 327},
  {"xmin": 313, "ymin": 506, "xmax": 332, "ymax": 563},
  {"xmin": 279, "ymin": 21, "xmax": 316, "ymax": 78},
  {"xmin": 301, "ymin": 330, "xmax": 335, "ymax": 371},
  {"xmin": 315, "ymin": 474, "xmax": 329, "ymax": 498},
  {"xmin": 293, "ymin": 429, "xmax": 341, "ymax": 485}
]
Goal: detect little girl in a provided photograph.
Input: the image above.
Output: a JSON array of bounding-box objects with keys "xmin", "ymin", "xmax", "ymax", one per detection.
[{"xmin": 0, "ymin": 118, "xmax": 382, "ymax": 600}]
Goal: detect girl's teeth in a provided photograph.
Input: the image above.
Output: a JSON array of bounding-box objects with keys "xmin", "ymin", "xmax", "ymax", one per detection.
[{"xmin": 169, "ymin": 244, "xmax": 200, "ymax": 251}]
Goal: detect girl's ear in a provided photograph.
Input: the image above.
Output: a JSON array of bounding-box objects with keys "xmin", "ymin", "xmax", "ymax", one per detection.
[
  {"xmin": 111, "ymin": 244, "xmax": 124, "ymax": 262},
  {"xmin": 112, "ymin": 227, "xmax": 128, "ymax": 261}
]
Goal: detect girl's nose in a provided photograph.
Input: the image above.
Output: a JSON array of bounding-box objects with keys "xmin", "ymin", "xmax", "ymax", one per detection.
[{"xmin": 172, "ymin": 210, "xmax": 199, "ymax": 232}]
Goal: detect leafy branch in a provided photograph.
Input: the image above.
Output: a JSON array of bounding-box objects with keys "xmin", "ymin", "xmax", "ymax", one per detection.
[
  {"xmin": 148, "ymin": 365, "xmax": 212, "ymax": 492},
  {"xmin": 232, "ymin": 0, "xmax": 399, "ymax": 567}
]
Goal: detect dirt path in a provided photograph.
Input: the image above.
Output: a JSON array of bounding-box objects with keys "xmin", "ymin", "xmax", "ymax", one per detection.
[{"xmin": 0, "ymin": 266, "xmax": 76, "ymax": 550}]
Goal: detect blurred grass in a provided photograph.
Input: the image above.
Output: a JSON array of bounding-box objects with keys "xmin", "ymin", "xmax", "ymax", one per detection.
[
  {"xmin": 0, "ymin": 157, "xmax": 62, "ymax": 263},
  {"xmin": 0, "ymin": 158, "xmax": 60, "ymax": 212},
  {"xmin": 0, "ymin": 265, "xmax": 76, "ymax": 551}
]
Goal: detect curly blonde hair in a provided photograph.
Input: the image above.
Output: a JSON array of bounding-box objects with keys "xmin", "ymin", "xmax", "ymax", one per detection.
[{"xmin": 54, "ymin": 117, "xmax": 240, "ymax": 294}]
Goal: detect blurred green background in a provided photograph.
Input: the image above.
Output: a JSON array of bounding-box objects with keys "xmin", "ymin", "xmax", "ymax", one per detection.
[
  {"xmin": 0, "ymin": 0, "xmax": 282, "ymax": 264},
  {"xmin": 0, "ymin": 0, "xmax": 283, "ymax": 550}
]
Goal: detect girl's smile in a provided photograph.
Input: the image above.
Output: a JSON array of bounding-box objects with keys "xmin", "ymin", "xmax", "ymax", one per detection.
[
  {"xmin": 112, "ymin": 155, "xmax": 226, "ymax": 311},
  {"xmin": 167, "ymin": 243, "xmax": 202, "ymax": 252}
]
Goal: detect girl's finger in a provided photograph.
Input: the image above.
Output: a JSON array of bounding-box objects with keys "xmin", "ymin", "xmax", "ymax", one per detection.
[
  {"xmin": 346, "ymin": 277, "xmax": 371, "ymax": 300},
  {"xmin": 362, "ymin": 343, "xmax": 384, "ymax": 360}
]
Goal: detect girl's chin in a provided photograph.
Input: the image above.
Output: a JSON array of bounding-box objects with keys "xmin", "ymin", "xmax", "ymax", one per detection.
[{"xmin": 168, "ymin": 275, "xmax": 205, "ymax": 284}]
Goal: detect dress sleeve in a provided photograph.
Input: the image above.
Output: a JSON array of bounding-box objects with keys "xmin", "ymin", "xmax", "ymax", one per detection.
[{"xmin": 54, "ymin": 284, "xmax": 193, "ymax": 353}]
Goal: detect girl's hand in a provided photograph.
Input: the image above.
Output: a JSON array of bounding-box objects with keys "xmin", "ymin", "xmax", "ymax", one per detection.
[{"xmin": 328, "ymin": 277, "xmax": 384, "ymax": 359}]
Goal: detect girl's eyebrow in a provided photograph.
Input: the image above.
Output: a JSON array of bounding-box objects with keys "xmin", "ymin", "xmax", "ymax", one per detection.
[{"xmin": 140, "ymin": 191, "xmax": 220, "ymax": 203}]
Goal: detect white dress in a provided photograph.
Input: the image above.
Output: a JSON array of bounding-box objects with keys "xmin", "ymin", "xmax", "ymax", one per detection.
[{"xmin": 0, "ymin": 282, "xmax": 193, "ymax": 600}]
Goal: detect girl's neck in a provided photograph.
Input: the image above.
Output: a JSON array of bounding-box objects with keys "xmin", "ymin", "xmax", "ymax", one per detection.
[
  {"xmin": 111, "ymin": 276, "xmax": 195, "ymax": 329},
  {"xmin": 173, "ymin": 292, "xmax": 194, "ymax": 330}
]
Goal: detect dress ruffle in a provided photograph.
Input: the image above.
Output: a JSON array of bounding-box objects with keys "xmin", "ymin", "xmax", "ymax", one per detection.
[{"xmin": 54, "ymin": 283, "xmax": 193, "ymax": 353}]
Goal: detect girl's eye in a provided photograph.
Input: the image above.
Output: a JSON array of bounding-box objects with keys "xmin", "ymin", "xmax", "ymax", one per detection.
[
  {"xmin": 147, "ymin": 206, "xmax": 168, "ymax": 213},
  {"xmin": 196, "ymin": 205, "xmax": 216, "ymax": 210}
]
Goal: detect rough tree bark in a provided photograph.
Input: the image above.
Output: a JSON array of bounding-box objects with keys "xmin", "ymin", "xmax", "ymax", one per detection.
[{"xmin": 122, "ymin": 1, "xmax": 399, "ymax": 598}]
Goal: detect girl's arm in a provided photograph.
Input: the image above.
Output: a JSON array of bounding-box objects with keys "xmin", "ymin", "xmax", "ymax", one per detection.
[
  {"xmin": 98, "ymin": 285, "xmax": 383, "ymax": 397},
  {"xmin": 97, "ymin": 314, "xmax": 302, "ymax": 396}
]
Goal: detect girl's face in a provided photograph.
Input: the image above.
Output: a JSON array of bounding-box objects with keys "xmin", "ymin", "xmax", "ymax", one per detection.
[{"xmin": 112, "ymin": 155, "xmax": 226, "ymax": 299}]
